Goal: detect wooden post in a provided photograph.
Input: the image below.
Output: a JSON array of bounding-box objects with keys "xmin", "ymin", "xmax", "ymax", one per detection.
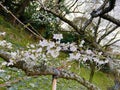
[{"xmin": 52, "ymin": 75, "xmax": 57, "ymax": 90}]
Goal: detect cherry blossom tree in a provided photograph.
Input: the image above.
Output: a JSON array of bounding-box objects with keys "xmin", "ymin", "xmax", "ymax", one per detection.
[{"xmin": 0, "ymin": 0, "xmax": 120, "ymax": 90}]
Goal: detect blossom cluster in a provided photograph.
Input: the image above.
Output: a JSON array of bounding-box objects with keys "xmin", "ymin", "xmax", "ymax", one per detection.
[
  {"xmin": 0, "ymin": 32, "xmax": 12, "ymax": 49},
  {"xmin": 0, "ymin": 32, "xmax": 6, "ymax": 36},
  {"xmin": 60, "ymin": 40, "xmax": 108, "ymax": 65},
  {"xmin": 0, "ymin": 40, "xmax": 12, "ymax": 49},
  {"xmin": 0, "ymin": 33, "xmax": 109, "ymax": 69},
  {"xmin": 1, "ymin": 34, "xmax": 63, "ymax": 67},
  {"xmin": 82, "ymin": 50, "xmax": 109, "ymax": 65}
]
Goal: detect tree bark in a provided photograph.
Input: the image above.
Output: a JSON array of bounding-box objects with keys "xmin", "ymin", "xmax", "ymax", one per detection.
[
  {"xmin": 15, "ymin": 0, "xmax": 31, "ymax": 17},
  {"xmin": 0, "ymin": 50, "xmax": 100, "ymax": 90},
  {"xmin": 89, "ymin": 63, "xmax": 95, "ymax": 83}
]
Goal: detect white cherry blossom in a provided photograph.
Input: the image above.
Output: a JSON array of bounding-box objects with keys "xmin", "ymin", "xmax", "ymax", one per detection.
[
  {"xmin": 0, "ymin": 69, "xmax": 5, "ymax": 72},
  {"xmin": 79, "ymin": 40, "xmax": 85, "ymax": 47},
  {"xmin": 47, "ymin": 49, "xmax": 59, "ymax": 58},
  {"xmin": 70, "ymin": 45, "xmax": 77, "ymax": 52},
  {"xmin": 36, "ymin": 48, "xmax": 42, "ymax": 53},
  {"xmin": 86, "ymin": 49, "xmax": 93, "ymax": 55},
  {"xmin": 0, "ymin": 32, "xmax": 110, "ymax": 73},
  {"xmin": 0, "ymin": 32, "xmax": 6, "ymax": 36},
  {"xmin": 30, "ymin": 44, "xmax": 35, "ymax": 48},
  {"xmin": 47, "ymin": 41, "xmax": 55, "ymax": 50},
  {"xmin": 39, "ymin": 40, "xmax": 48, "ymax": 47},
  {"xmin": 53, "ymin": 34, "xmax": 63, "ymax": 40},
  {"xmin": 7, "ymin": 60, "xmax": 14, "ymax": 66},
  {"xmin": 56, "ymin": 46, "xmax": 61, "ymax": 51},
  {"xmin": 11, "ymin": 52, "xmax": 17, "ymax": 58},
  {"xmin": 69, "ymin": 53, "xmax": 81, "ymax": 60},
  {"xmin": 0, "ymin": 40, "xmax": 12, "ymax": 49},
  {"xmin": 98, "ymin": 61, "xmax": 105, "ymax": 65},
  {"xmin": 1, "ymin": 62, "xmax": 7, "ymax": 66},
  {"xmin": 83, "ymin": 57, "xmax": 88, "ymax": 62},
  {"xmin": 93, "ymin": 57, "xmax": 99, "ymax": 62}
]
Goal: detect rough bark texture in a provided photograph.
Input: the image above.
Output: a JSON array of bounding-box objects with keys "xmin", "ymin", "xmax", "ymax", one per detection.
[{"xmin": 0, "ymin": 50, "xmax": 100, "ymax": 90}]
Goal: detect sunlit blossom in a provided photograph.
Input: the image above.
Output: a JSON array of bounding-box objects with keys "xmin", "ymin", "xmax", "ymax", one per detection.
[
  {"xmin": 7, "ymin": 60, "xmax": 14, "ymax": 66},
  {"xmin": 86, "ymin": 49, "xmax": 93, "ymax": 55},
  {"xmin": 47, "ymin": 49, "xmax": 59, "ymax": 58},
  {"xmin": 39, "ymin": 40, "xmax": 48, "ymax": 47},
  {"xmin": 70, "ymin": 45, "xmax": 77, "ymax": 52},
  {"xmin": 5, "ymin": 75, "xmax": 11, "ymax": 80},
  {"xmin": 98, "ymin": 61, "xmax": 105, "ymax": 65},
  {"xmin": 0, "ymin": 40, "xmax": 12, "ymax": 49},
  {"xmin": 36, "ymin": 48, "xmax": 42, "ymax": 53},
  {"xmin": 42, "ymin": 54, "xmax": 46, "ymax": 58},
  {"xmin": 1, "ymin": 62, "xmax": 7, "ymax": 66},
  {"xmin": 53, "ymin": 34, "xmax": 63, "ymax": 40},
  {"xmin": 30, "ymin": 44, "xmax": 35, "ymax": 48},
  {"xmin": 0, "ymin": 69, "xmax": 5, "ymax": 72},
  {"xmin": 69, "ymin": 53, "xmax": 81, "ymax": 60},
  {"xmin": 29, "ymin": 83, "xmax": 35, "ymax": 88},
  {"xmin": 93, "ymin": 57, "xmax": 99, "ymax": 62},
  {"xmin": 29, "ymin": 54, "xmax": 36, "ymax": 60},
  {"xmin": 0, "ymin": 32, "xmax": 110, "ymax": 73},
  {"xmin": 51, "ymin": 51, "xmax": 59, "ymax": 58},
  {"xmin": 83, "ymin": 57, "xmax": 88, "ymax": 62},
  {"xmin": 98, "ymin": 52, "xmax": 102, "ymax": 56},
  {"xmin": 79, "ymin": 40, "xmax": 85, "ymax": 47},
  {"xmin": 24, "ymin": 52, "xmax": 30, "ymax": 58},
  {"xmin": 11, "ymin": 52, "xmax": 17, "ymax": 58},
  {"xmin": 0, "ymin": 32, "xmax": 6, "ymax": 36},
  {"xmin": 56, "ymin": 46, "xmax": 61, "ymax": 51},
  {"xmin": 47, "ymin": 41, "xmax": 55, "ymax": 50},
  {"xmin": 60, "ymin": 43, "xmax": 69, "ymax": 50},
  {"xmin": 104, "ymin": 59, "xmax": 109, "ymax": 63}
]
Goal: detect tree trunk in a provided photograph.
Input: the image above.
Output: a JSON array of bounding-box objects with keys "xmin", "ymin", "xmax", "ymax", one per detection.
[
  {"xmin": 11, "ymin": 0, "xmax": 31, "ymax": 24},
  {"xmin": 16, "ymin": 0, "xmax": 31, "ymax": 16},
  {"xmin": 89, "ymin": 63, "xmax": 95, "ymax": 83}
]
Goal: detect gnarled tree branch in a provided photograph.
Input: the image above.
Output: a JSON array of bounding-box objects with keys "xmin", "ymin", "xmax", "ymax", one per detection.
[
  {"xmin": 91, "ymin": 0, "xmax": 116, "ymax": 17},
  {"xmin": 101, "ymin": 14, "xmax": 120, "ymax": 26},
  {"xmin": 0, "ymin": 50, "xmax": 100, "ymax": 90}
]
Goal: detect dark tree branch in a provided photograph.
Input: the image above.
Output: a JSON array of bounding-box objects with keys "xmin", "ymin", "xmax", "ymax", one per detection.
[
  {"xmin": 104, "ymin": 39, "xmax": 120, "ymax": 47},
  {"xmin": 0, "ymin": 50, "xmax": 100, "ymax": 90},
  {"xmin": 43, "ymin": 8, "xmax": 81, "ymax": 34},
  {"xmin": 103, "ymin": 31, "xmax": 119, "ymax": 47},
  {"xmin": 82, "ymin": 16, "xmax": 93, "ymax": 31},
  {"xmin": 101, "ymin": 14, "xmax": 120, "ymax": 26},
  {"xmin": 42, "ymin": 7, "xmax": 104, "ymax": 51},
  {"xmin": 68, "ymin": 0, "xmax": 78, "ymax": 10},
  {"xmin": 91, "ymin": 0, "xmax": 116, "ymax": 17},
  {"xmin": 38, "ymin": 0, "xmax": 119, "ymax": 51},
  {"xmin": 98, "ymin": 26, "xmax": 119, "ymax": 44},
  {"xmin": 94, "ymin": 17, "xmax": 101, "ymax": 42},
  {"xmin": 90, "ymin": 0, "xmax": 120, "ymax": 27}
]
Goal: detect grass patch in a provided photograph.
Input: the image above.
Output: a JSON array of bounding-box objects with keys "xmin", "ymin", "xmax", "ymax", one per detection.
[
  {"xmin": 0, "ymin": 16, "xmax": 35, "ymax": 47},
  {"xmin": 67, "ymin": 62, "xmax": 114, "ymax": 90},
  {"xmin": 0, "ymin": 16, "xmax": 114, "ymax": 90}
]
